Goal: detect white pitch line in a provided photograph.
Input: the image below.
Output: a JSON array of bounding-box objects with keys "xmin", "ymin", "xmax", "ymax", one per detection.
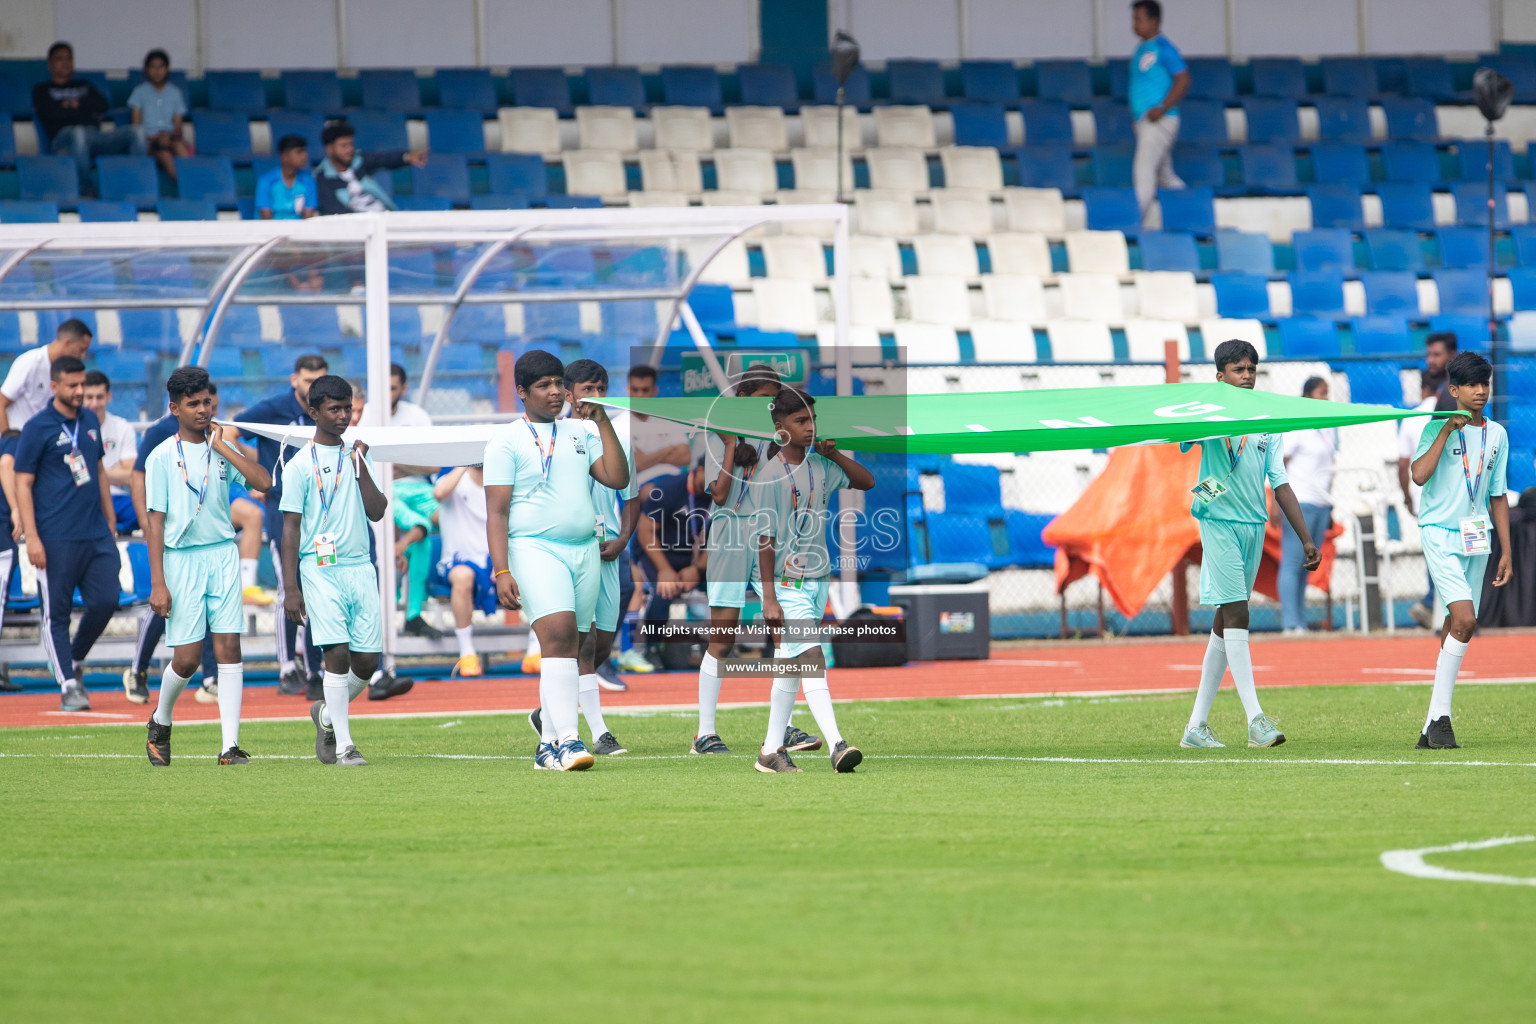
[{"xmin": 1381, "ymin": 835, "xmax": 1536, "ymax": 886}]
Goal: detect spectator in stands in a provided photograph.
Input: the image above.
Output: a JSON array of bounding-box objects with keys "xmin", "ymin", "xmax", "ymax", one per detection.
[
  {"xmin": 81, "ymin": 371, "xmax": 139, "ymax": 532},
  {"xmin": 0, "ymin": 318, "xmax": 93, "ymax": 432},
  {"xmin": 313, "ymin": 121, "xmax": 427, "ymax": 216},
  {"xmin": 127, "ymin": 49, "xmax": 189, "ymax": 182},
  {"xmin": 33, "ymin": 41, "xmax": 147, "ymax": 196},
  {"xmin": 1425, "ymin": 332, "xmax": 1458, "ymax": 411},
  {"xmin": 1399, "ymin": 368, "xmax": 1447, "ymax": 629},
  {"xmin": 257, "ymin": 135, "xmax": 319, "ymax": 219},
  {"xmin": 1129, "ymin": 1, "xmax": 1188, "ymax": 221},
  {"xmin": 1279, "ymin": 377, "xmax": 1336, "ymax": 635},
  {"xmin": 362, "ymin": 364, "xmax": 440, "ymax": 639},
  {"xmin": 0, "ymin": 428, "xmax": 23, "ymax": 690}
]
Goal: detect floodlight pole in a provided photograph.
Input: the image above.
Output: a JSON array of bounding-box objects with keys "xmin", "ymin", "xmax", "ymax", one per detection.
[{"xmin": 835, "ymin": 85, "xmax": 847, "ymax": 203}]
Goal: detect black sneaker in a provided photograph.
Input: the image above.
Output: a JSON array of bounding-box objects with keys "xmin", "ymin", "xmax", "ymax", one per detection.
[
  {"xmin": 367, "ymin": 671, "xmax": 413, "ymax": 701},
  {"xmin": 146, "ymin": 719, "xmax": 171, "ymax": 766},
  {"xmin": 1425, "ymin": 715, "xmax": 1459, "ymax": 749},
  {"xmin": 217, "ymin": 746, "xmax": 251, "ymax": 765},
  {"xmin": 593, "ymin": 731, "xmax": 627, "ymax": 755},
  {"xmin": 692, "ymin": 733, "xmax": 731, "ymax": 755},
  {"xmin": 60, "ymin": 682, "xmax": 91, "ymax": 711},
  {"xmin": 784, "ymin": 725, "xmax": 822, "ymax": 752},
  {"xmin": 122, "ymin": 667, "xmax": 149, "ymax": 704},
  {"xmin": 277, "ymin": 667, "xmax": 306, "ymax": 696},
  {"xmin": 304, "ymin": 672, "xmax": 325, "ymax": 701},
  {"xmin": 595, "ymin": 660, "xmax": 628, "ymax": 692},
  {"xmin": 830, "ymin": 740, "xmax": 863, "ymax": 773},
  {"xmin": 0, "ymin": 667, "xmax": 19, "ymax": 692},
  {"xmin": 1415, "ymin": 731, "xmax": 1431, "ymax": 749},
  {"xmin": 403, "ymin": 616, "xmax": 443, "ymax": 640},
  {"xmin": 754, "ymin": 746, "xmax": 802, "ymax": 773},
  {"xmin": 311, "ymin": 700, "xmax": 337, "ymax": 764},
  {"xmin": 527, "ymin": 707, "xmax": 543, "ymax": 740}
]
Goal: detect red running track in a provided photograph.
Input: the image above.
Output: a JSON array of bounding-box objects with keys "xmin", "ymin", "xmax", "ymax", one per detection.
[{"xmin": 2, "ymin": 631, "xmax": 1532, "ymax": 729}]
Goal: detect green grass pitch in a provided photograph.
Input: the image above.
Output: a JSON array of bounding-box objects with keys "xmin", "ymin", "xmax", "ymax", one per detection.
[{"xmin": 3, "ymin": 682, "xmax": 1535, "ymax": 1022}]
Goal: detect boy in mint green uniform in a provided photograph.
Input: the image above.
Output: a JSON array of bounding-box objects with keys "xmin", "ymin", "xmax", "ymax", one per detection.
[
  {"xmin": 144, "ymin": 367, "xmax": 272, "ymax": 767},
  {"xmin": 753, "ymin": 388, "xmax": 874, "ymax": 775},
  {"xmin": 280, "ymin": 376, "xmax": 389, "ymax": 767},
  {"xmin": 1409, "ymin": 351, "xmax": 1511, "ymax": 749},
  {"xmin": 1178, "ymin": 340, "xmax": 1319, "ymax": 750}
]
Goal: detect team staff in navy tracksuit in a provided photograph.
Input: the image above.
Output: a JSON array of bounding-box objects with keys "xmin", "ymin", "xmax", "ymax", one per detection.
[
  {"xmin": 13, "ymin": 356, "xmax": 120, "ymax": 712},
  {"xmin": 238, "ymin": 353, "xmax": 328, "ymax": 698},
  {"xmin": 0, "ymin": 429, "xmax": 23, "ymax": 691}
]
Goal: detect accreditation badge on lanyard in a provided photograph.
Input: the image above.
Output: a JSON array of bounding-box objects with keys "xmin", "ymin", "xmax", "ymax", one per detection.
[
  {"xmin": 525, "ymin": 419, "xmax": 556, "ymax": 496},
  {"xmin": 1458, "ymin": 422, "xmax": 1492, "ymax": 556},
  {"xmin": 1191, "ymin": 435, "xmax": 1246, "ymax": 506},
  {"xmin": 310, "ymin": 442, "xmax": 346, "ymax": 567},
  {"xmin": 780, "ymin": 454, "xmax": 817, "ymax": 584},
  {"xmin": 63, "ymin": 418, "xmax": 89, "ymax": 487}
]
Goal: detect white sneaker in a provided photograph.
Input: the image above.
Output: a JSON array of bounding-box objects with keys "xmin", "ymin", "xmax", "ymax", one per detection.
[{"xmin": 1282, "ymin": 627, "xmax": 1307, "ymax": 637}]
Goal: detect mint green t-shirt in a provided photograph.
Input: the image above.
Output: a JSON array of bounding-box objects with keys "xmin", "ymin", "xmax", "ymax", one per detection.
[
  {"xmin": 585, "ymin": 412, "xmax": 638, "ymax": 541},
  {"xmin": 751, "ymin": 450, "xmax": 850, "ymax": 580},
  {"xmin": 704, "ymin": 432, "xmax": 774, "ymax": 519},
  {"xmin": 1180, "ymin": 433, "xmax": 1287, "ymax": 523},
  {"xmin": 483, "ymin": 417, "xmax": 603, "ymax": 544},
  {"xmin": 1414, "ymin": 418, "xmax": 1508, "ymax": 529},
  {"xmin": 278, "ymin": 441, "xmax": 379, "ymax": 567},
  {"xmin": 144, "ymin": 436, "xmax": 245, "ymax": 548}
]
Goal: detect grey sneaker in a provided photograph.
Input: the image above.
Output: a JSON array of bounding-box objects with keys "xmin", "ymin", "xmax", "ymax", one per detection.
[
  {"xmin": 123, "ymin": 667, "xmax": 149, "ymax": 704},
  {"xmin": 1248, "ymin": 713, "xmax": 1286, "ymax": 748},
  {"xmin": 592, "ymin": 731, "xmax": 627, "ymax": 755},
  {"xmin": 830, "ymin": 740, "xmax": 863, "ymax": 773},
  {"xmin": 1408, "ymin": 602, "xmax": 1434, "ymax": 629},
  {"xmin": 276, "ymin": 668, "xmax": 306, "ymax": 696},
  {"xmin": 755, "ymin": 747, "xmax": 802, "ymax": 773},
  {"xmin": 310, "ymin": 700, "xmax": 337, "ymax": 764},
  {"xmin": 336, "ymin": 745, "xmax": 368, "ymax": 766},
  {"xmin": 60, "ymin": 682, "xmax": 91, "ymax": 712},
  {"xmin": 1180, "ymin": 723, "xmax": 1225, "ymax": 748},
  {"xmin": 784, "ymin": 725, "xmax": 822, "ymax": 752}
]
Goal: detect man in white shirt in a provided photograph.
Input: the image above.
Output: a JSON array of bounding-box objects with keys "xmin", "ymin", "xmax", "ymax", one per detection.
[
  {"xmin": 362, "ymin": 363, "xmax": 441, "ymax": 638},
  {"xmin": 82, "ymin": 370, "xmax": 138, "ymax": 531},
  {"xmin": 1399, "ymin": 369, "xmax": 1445, "ymax": 628},
  {"xmin": 0, "ymin": 318, "xmax": 93, "ymax": 432},
  {"xmin": 626, "ymin": 365, "xmax": 691, "ymax": 487},
  {"xmin": 1279, "ymin": 376, "xmax": 1337, "ymax": 635},
  {"xmin": 433, "ymin": 464, "xmax": 491, "ymax": 676}
]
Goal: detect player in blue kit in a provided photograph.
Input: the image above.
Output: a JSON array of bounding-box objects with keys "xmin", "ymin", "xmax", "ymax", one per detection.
[
  {"xmin": 1409, "ymin": 352, "xmax": 1511, "ymax": 749},
  {"xmin": 484, "ymin": 351, "xmax": 629, "ymax": 771},
  {"xmin": 143, "ymin": 367, "xmax": 272, "ymax": 766},
  {"xmin": 280, "ymin": 377, "xmax": 389, "ymax": 767},
  {"xmin": 1178, "ymin": 340, "xmax": 1320, "ymax": 750},
  {"xmin": 752, "ymin": 388, "xmax": 874, "ymax": 774}
]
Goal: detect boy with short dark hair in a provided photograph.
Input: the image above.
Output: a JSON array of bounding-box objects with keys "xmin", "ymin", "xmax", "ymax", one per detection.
[
  {"xmin": 256, "ymin": 134, "xmax": 318, "ymax": 219},
  {"xmin": 1409, "ymin": 352, "xmax": 1511, "ymax": 749}
]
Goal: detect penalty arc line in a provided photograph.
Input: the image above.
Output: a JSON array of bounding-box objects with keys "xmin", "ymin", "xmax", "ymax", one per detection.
[{"xmin": 1380, "ymin": 835, "xmax": 1536, "ymax": 887}]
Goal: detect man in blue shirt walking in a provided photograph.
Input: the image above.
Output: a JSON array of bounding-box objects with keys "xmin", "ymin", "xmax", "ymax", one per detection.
[{"xmin": 1129, "ymin": 1, "xmax": 1190, "ymax": 221}]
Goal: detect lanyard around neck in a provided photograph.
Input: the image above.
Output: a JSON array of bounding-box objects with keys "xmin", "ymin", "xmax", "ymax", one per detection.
[
  {"xmin": 525, "ymin": 419, "xmax": 556, "ymax": 481},
  {"xmin": 310, "ymin": 442, "xmax": 346, "ymax": 524},
  {"xmin": 1459, "ymin": 421, "xmax": 1489, "ymax": 505},
  {"xmin": 175, "ymin": 434, "xmax": 214, "ymax": 521}
]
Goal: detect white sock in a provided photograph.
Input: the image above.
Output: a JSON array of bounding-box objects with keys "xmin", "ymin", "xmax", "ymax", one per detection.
[
  {"xmin": 240, "ymin": 559, "xmax": 258, "ymax": 589},
  {"xmin": 541, "ymin": 657, "xmax": 580, "ymax": 743},
  {"xmin": 216, "ymin": 663, "xmax": 243, "ymax": 751},
  {"xmin": 1224, "ymin": 628, "xmax": 1263, "ymax": 722},
  {"xmin": 578, "ymin": 673, "xmax": 608, "ymax": 737},
  {"xmin": 323, "ymin": 670, "xmax": 354, "ymax": 750},
  {"xmin": 697, "ymin": 653, "xmax": 722, "ymax": 737},
  {"xmin": 802, "ymin": 676, "xmax": 843, "ymax": 748},
  {"xmin": 346, "ymin": 669, "xmax": 369, "ymax": 701},
  {"xmin": 1425, "ymin": 635, "xmax": 1469, "ymax": 730},
  {"xmin": 280, "ymin": 659, "xmax": 296, "ymax": 676},
  {"xmin": 455, "ymin": 626, "xmax": 475, "ymax": 658},
  {"xmin": 763, "ymin": 678, "xmax": 799, "ymax": 754},
  {"xmin": 1188, "ymin": 632, "xmax": 1227, "ymax": 729},
  {"xmin": 152, "ymin": 665, "xmax": 192, "ymax": 726},
  {"xmin": 540, "ymin": 705, "xmax": 556, "ymax": 744}
]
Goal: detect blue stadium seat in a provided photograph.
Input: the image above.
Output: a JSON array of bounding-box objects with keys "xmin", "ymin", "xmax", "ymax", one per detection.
[
  {"xmin": 1294, "ymin": 228, "xmax": 1355, "ymax": 273},
  {"xmin": 1176, "ymin": 99, "xmax": 1228, "ymax": 145},
  {"xmin": 1510, "ymin": 224, "xmax": 1536, "ymax": 266},
  {"xmin": 1242, "ymin": 98, "xmax": 1299, "ymax": 144},
  {"xmin": 1511, "ymin": 445, "xmax": 1536, "ymax": 492},
  {"xmin": 425, "ymin": 110, "xmax": 486, "ymax": 156},
  {"xmin": 1429, "ymin": 313, "xmax": 1490, "ymax": 352},
  {"xmin": 738, "ymin": 63, "xmax": 799, "ymax": 110},
  {"xmin": 1158, "ymin": 186, "xmax": 1215, "ymax": 235},
  {"xmin": 524, "ymin": 301, "xmax": 583, "ymax": 340},
  {"xmin": 1479, "ymin": 54, "xmax": 1536, "ymax": 103},
  {"xmin": 360, "ymin": 69, "xmax": 421, "ymax": 113},
  {"xmin": 1322, "ymin": 58, "xmax": 1378, "ymax": 98},
  {"xmin": 0, "ymin": 120, "xmax": 16, "ymax": 167},
  {"xmin": 1403, "ymin": 57, "xmax": 1458, "ymax": 101},
  {"xmin": 1507, "ymin": 267, "xmax": 1536, "ymax": 310},
  {"xmin": 156, "ymin": 198, "xmax": 218, "ymax": 221},
  {"xmin": 395, "ymin": 196, "xmax": 452, "ymax": 211},
  {"xmin": 1185, "ymin": 57, "xmax": 1235, "ymax": 101},
  {"xmin": 1314, "ymin": 96, "xmax": 1370, "ymax": 142},
  {"xmin": 1019, "ymin": 99, "xmax": 1073, "ymax": 145},
  {"xmin": 687, "ymin": 283, "xmax": 736, "ymax": 332},
  {"xmin": 1288, "ymin": 271, "xmax": 1346, "ymax": 317},
  {"xmin": 812, "ymin": 62, "xmax": 872, "ymax": 110},
  {"xmin": 1377, "ymin": 182, "xmax": 1436, "ymax": 231},
  {"xmin": 436, "ymin": 68, "xmax": 497, "ymax": 113},
  {"xmin": 545, "ymin": 194, "xmax": 603, "ymax": 208},
  {"xmin": 926, "ymin": 512, "xmax": 1007, "ymax": 570},
  {"xmin": 1381, "ymin": 97, "xmax": 1438, "ymax": 142},
  {"xmin": 17, "ymin": 155, "xmax": 78, "ymax": 203},
  {"xmin": 1005, "ymin": 510, "xmax": 1056, "ymax": 569},
  {"xmin": 1278, "ymin": 317, "xmax": 1341, "ymax": 357},
  {"xmin": 205, "ymin": 71, "xmax": 266, "ymax": 114},
  {"xmin": 1309, "ymin": 143, "xmax": 1371, "ymax": 187},
  {"xmin": 1511, "ymin": 407, "xmax": 1536, "ymax": 450},
  {"xmin": 1014, "ymin": 145, "xmax": 1076, "ymax": 191},
  {"xmin": 485, "ymin": 153, "xmax": 548, "ymax": 203},
  {"xmin": 1343, "ymin": 360, "xmax": 1407, "ymax": 406},
  {"xmin": 1361, "ymin": 271, "xmax": 1419, "ymax": 316},
  {"xmin": 587, "ymin": 66, "xmax": 647, "ymax": 111},
  {"xmin": 951, "ymin": 102, "xmax": 1007, "ymax": 148},
  {"xmin": 281, "ymin": 70, "xmax": 342, "ymax": 114},
  {"xmin": 601, "ymin": 298, "xmax": 658, "ymax": 338},
  {"xmin": 887, "ymin": 59, "xmax": 946, "ymax": 107},
  {"xmin": 77, "ymin": 200, "xmax": 137, "ymax": 222},
  {"xmin": 389, "ymin": 305, "xmax": 425, "ymax": 344},
  {"xmin": 1108, "ymin": 62, "xmax": 1129, "ymax": 102},
  {"xmin": 961, "ymin": 61, "xmax": 1019, "ymax": 104},
  {"xmin": 279, "ymin": 304, "xmax": 343, "ymax": 345},
  {"xmin": 175, "ymin": 157, "xmax": 237, "ymax": 205},
  {"xmin": 1139, "ymin": 231, "xmax": 1200, "ymax": 272},
  {"xmin": 96, "ymin": 156, "xmax": 158, "ymax": 209},
  {"xmin": 1432, "ymin": 269, "xmax": 1486, "ymax": 316},
  {"xmin": 1350, "ymin": 316, "xmax": 1411, "ymax": 355},
  {"xmin": 118, "ymin": 310, "xmax": 179, "ymax": 349},
  {"xmin": 0, "ymin": 73, "xmax": 35, "ymax": 118},
  {"xmin": 1436, "ymin": 226, "xmax": 1490, "ymax": 270},
  {"xmin": 1306, "ymin": 185, "xmax": 1364, "ymax": 231},
  {"xmin": 1171, "ymin": 145, "xmax": 1224, "ymax": 189},
  {"xmin": 1091, "ymin": 145, "xmax": 1133, "ymax": 188},
  {"xmin": 446, "ymin": 304, "xmax": 508, "ymax": 345},
  {"xmin": 0, "ymin": 199, "xmax": 60, "ymax": 222},
  {"xmin": 1211, "ymin": 271, "xmax": 1270, "ymax": 317},
  {"xmin": 189, "ymin": 111, "xmax": 253, "ymax": 161},
  {"xmin": 662, "ymin": 65, "xmax": 724, "ymax": 114},
  {"xmin": 1081, "ymin": 187, "xmax": 1140, "ymax": 235},
  {"xmin": 1381, "ymin": 141, "xmax": 1439, "ymax": 183},
  {"xmin": 347, "ymin": 110, "xmax": 409, "ymax": 152},
  {"xmin": 1364, "ymin": 228, "xmax": 1425, "ymax": 272},
  {"xmin": 267, "ymin": 110, "xmax": 324, "ymax": 158},
  {"xmin": 1089, "ymin": 101, "xmax": 1133, "ymax": 145},
  {"xmin": 1452, "ymin": 182, "xmax": 1508, "ymax": 228},
  {"xmin": 509, "ymin": 68, "xmax": 572, "ymax": 116},
  {"xmin": 1239, "ymin": 143, "xmax": 1299, "ymax": 192},
  {"xmin": 1036, "ymin": 60, "xmax": 1093, "ymax": 103},
  {"xmin": 411, "ymin": 156, "xmax": 471, "ymax": 204},
  {"xmin": 1251, "ymin": 58, "xmax": 1307, "ymax": 98},
  {"xmin": 1456, "ymin": 139, "xmax": 1514, "ymax": 182},
  {"xmin": 1216, "ymin": 230, "xmax": 1274, "ymax": 273}
]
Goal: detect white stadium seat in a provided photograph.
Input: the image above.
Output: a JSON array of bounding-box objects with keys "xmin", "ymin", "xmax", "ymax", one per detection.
[
  {"xmin": 726, "ymin": 106, "xmax": 789, "ymax": 152},
  {"xmin": 970, "ymin": 321, "xmax": 1040, "ymax": 363},
  {"xmin": 904, "ymin": 275, "xmax": 974, "ymax": 327},
  {"xmin": 851, "ymin": 277, "xmax": 897, "ymax": 329},
  {"xmin": 1058, "ymin": 273, "xmax": 1125, "ymax": 324},
  {"xmin": 497, "ymin": 108, "xmax": 561, "ymax": 157},
  {"xmin": 1003, "ymin": 187, "xmax": 1068, "ymax": 234},
  {"xmin": 638, "ymin": 149, "xmax": 702, "ymax": 194},
  {"xmin": 576, "ymin": 106, "xmax": 637, "ymax": 151},
  {"xmin": 939, "ymin": 146, "xmax": 1004, "ymax": 192},
  {"xmin": 986, "ymin": 233, "xmax": 1054, "ymax": 278},
  {"xmin": 894, "ymin": 323, "xmax": 962, "ymax": 363},
  {"xmin": 1046, "ymin": 319, "xmax": 1116, "ymax": 363},
  {"xmin": 850, "ymin": 234, "xmax": 903, "ymax": 281},
  {"xmin": 751, "ymin": 279, "xmax": 819, "ymax": 334},
  {"xmin": 713, "ymin": 148, "xmax": 778, "ymax": 199},
  {"xmin": 1133, "ymin": 271, "xmax": 1200, "ymax": 324},
  {"xmin": 1064, "ymin": 230, "xmax": 1130, "ymax": 275},
  {"xmin": 912, "ymin": 234, "xmax": 980, "ymax": 277},
  {"xmin": 930, "ymin": 188, "xmax": 994, "ymax": 237},
  {"xmin": 774, "ymin": 189, "xmax": 838, "ymax": 238},
  {"xmin": 761, "ymin": 236, "xmax": 827, "ymax": 282},
  {"xmin": 801, "ymin": 105, "xmax": 863, "ymax": 151},
  {"xmin": 791, "ymin": 147, "xmax": 856, "ymax": 193},
  {"xmin": 1509, "ymin": 310, "xmax": 1536, "ymax": 351},
  {"xmin": 699, "ymin": 190, "xmax": 763, "ymax": 207},
  {"xmin": 874, "ymin": 105, "xmax": 937, "ymax": 148},
  {"xmin": 853, "ymin": 190, "xmax": 919, "ymax": 238},
  {"xmin": 562, "ymin": 150, "xmax": 627, "ymax": 200},
  {"xmin": 1199, "ymin": 317, "xmax": 1268, "ymax": 359},
  {"xmin": 651, "ymin": 106, "xmax": 715, "ymax": 152},
  {"xmin": 981, "ymin": 275, "xmax": 1049, "ymax": 325},
  {"xmin": 627, "ymin": 191, "xmax": 689, "ymax": 207},
  {"xmin": 1124, "ymin": 318, "xmax": 1191, "ymax": 362},
  {"xmin": 696, "ymin": 238, "xmax": 751, "ymax": 285},
  {"xmin": 865, "ymin": 147, "xmax": 931, "ymax": 193}
]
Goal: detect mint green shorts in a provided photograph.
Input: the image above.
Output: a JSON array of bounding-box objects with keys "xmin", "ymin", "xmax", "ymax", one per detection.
[
  {"xmin": 771, "ymin": 577, "xmax": 830, "ymax": 658},
  {"xmin": 1198, "ymin": 518, "xmax": 1264, "ymax": 607},
  {"xmin": 299, "ymin": 562, "xmax": 382, "ymax": 652},
  {"xmin": 705, "ymin": 513, "xmax": 762, "ymax": 609},
  {"xmin": 164, "ymin": 542, "xmax": 243, "ymax": 646},
  {"xmin": 509, "ymin": 536, "xmax": 599, "ymax": 630},
  {"xmin": 1421, "ymin": 524, "xmax": 1488, "ymax": 616},
  {"xmin": 594, "ymin": 552, "xmax": 621, "ymax": 633}
]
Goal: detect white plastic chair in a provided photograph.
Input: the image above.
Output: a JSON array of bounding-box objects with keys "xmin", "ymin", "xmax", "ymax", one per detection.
[
  {"xmin": 1199, "ymin": 317, "xmax": 1269, "ymax": 359},
  {"xmin": 912, "ymin": 234, "xmax": 980, "ymax": 277},
  {"xmin": 1058, "ymin": 272, "xmax": 1125, "ymax": 324},
  {"xmin": 853, "ymin": 190, "xmax": 919, "ymax": 238},
  {"xmin": 1064, "ymin": 230, "xmax": 1130, "ymax": 274},
  {"xmin": 904, "ymin": 275, "xmax": 974, "ymax": 327},
  {"xmin": 930, "ymin": 188, "xmax": 994, "ymax": 237},
  {"xmin": 874, "ymin": 105, "xmax": 937, "ymax": 149},
  {"xmin": 651, "ymin": 107, "xmax": 715, "ymax": 152},
  {"xmin": 774, "ymin": 189, "xmax": 838, "ymax": 238},
  {"xmin": 970, "ymin": 322, "xmax": 1040, "ymax": 363},
  {"xmin": 865, "ymin": 147, "xmax": 930, "ymax": 193},
  {"xmin": 761, "ymin": 236, "xmax": 827, "ymax": 282},
  {"xmin": 700, "ymin": 190, "xmax": 765, "ymax": 207},
  {"xmin": 986, "ymin": 233, "xmax": 1054, "ymax": 278},
  {"xmin": 801, "ymin": 105, "xmax": 864, "ymax": 151},
  {"xmin": 894, "ymin": 323, "xmax": 962, "ymax": 363},
  {"xmin": 1046, "ymin": 319, "xmax": 1116, "ymax": 362},
  {"xmin": 851, "ymin": 277, "xmax": 897, "ymax": 329},
  {"xmin": 791, "ymin": 148, "xmax": 855, "ymax": 193},
  {"xmin": 1133, "ymin": 271, "xmax": 1200, "ymax": 324},
  {"xmin": 850, "ymin": 234, "xmax": 903, "ymax": 281},
  {"xmin": 1124, "ymin": 318, "xmax": 1191, "ymax": 362},
  {"xmin": 638, "ymin": 149, "xmax": 702, "ymax": 194},
  {"xmin": 1003, "ymin": 187, "xmax": 1067, "ymax": 234},
  {"xmin": 696, "ymin": 238, "xmax": 751, "ymax": 285},
  {"xmin": 726, "ymin": 107, "xmax": 789, "ymax": 152},
  {"xmin": 562, "ymin": 150, "xmax": 627, "ymax": 200},
  {"xmin": 751, "ymin": 279, "xmax": 820, "ymax": 334},
  {"xmin": 939, "ymin": 146, "xmax": 1004, "ymax": 192},
  {"xmin": 575, "ymin": 106, "xmax": 637, "ymax": 151},
  {"xmin": 627, "ymin": 191, "xmax": 690, "ymax": 208},
  {"xmin": 981, "ymin": 275, "xmax": 1049, "ymax": 324},
  {"xmin": 713, "ymin": 148, "xmax": 778, "ymax": 199},
  {"xmin": 498, "ymin": 108, "xmax": 561, "ymax": 157}
]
